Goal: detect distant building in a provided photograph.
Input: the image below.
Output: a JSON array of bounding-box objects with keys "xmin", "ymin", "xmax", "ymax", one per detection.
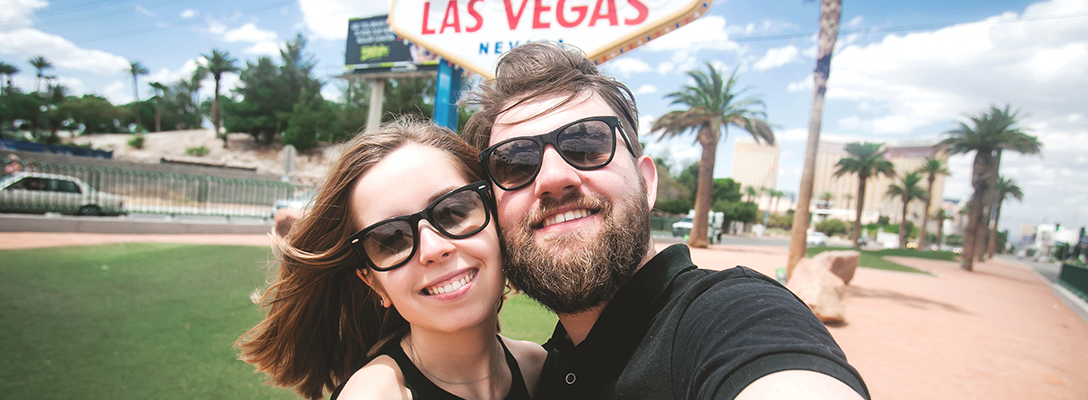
[
  {"xmin": 811, "ymin": 141, "xmax": 949, "ymax": 236},
  {"xmin": 730, "ymin": 138, "xmax": 790, "ymax": 213}
]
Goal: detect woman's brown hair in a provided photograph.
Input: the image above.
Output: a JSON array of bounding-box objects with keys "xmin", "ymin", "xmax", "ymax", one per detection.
[{"xmin": 236, "ymin": 116, "xmax": 485, "ymax": 400}]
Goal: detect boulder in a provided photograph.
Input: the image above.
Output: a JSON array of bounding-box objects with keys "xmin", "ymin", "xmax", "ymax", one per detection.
[
  {"xmin": 811, "ymin": 250, "xmax": 861, "ymax": 285},
  {"xmin": 787, "ymin": 259, "xmax": 846, "ymax": 323}
]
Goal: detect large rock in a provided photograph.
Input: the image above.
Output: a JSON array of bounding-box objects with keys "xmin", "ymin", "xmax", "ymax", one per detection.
[
  {"xmin": 811, "ymin": 250, "xmax": 861, "ymax": 285},
  {"xmin": 787, "ymin": 259, "xmax": 846, "ymax": 323}
]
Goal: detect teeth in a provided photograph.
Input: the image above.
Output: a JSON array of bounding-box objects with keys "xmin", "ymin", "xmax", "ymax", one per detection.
[
  {"xmin": 425, "ymin": 270, "xmax": 477, "ymax": 296},
  {"xmin": 542, "ymin": 209, "xmax": 591, "ymax": 228}
]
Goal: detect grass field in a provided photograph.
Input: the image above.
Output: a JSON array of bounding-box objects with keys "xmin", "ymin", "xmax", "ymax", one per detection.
[
  {"xmin": 806, "ymin": 246, "xmax": 959, "ymax": 274},
  {"xmin": 0, "ymin": 243, "xmax": 556, "ymax": 399}
]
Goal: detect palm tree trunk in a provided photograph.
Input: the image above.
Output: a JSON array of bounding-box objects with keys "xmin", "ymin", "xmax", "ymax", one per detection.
[
  {"xmin": 979, "ymin": 150, "xmax": 1003, "ymax": 261},
  {"xmin": 920, "ymin": 176, "xmax": 935, "ymax": 251},
  {"xmin": 962, "ymin": 151, "xmax": 994, "ymax": 271},
  {"xmin": 689, "ymin": 125, "xmax": 718, "ymax": 249},
  {"xmin": 788, "ymin": 0, "xmax": 842, "ymax": 277},
  {"xmin": 937, "ymin": 218, "xmax": 945, "ymax": 249},
  {"xmin": 133, "ymin": 76, "xmax": 142, "ymax": 132},
  {"xmin": 213, "ymin": 77, "xmax": 226, "ymax": 148},
  {"xmin": 987, "ymin": 200, "xmax": 1004, "ymax": 259},
  {"xmin": 900, "ymin": 202, "xmax": 909, "ymax": 249},
  {"xmin": 851, "ymin": 179, "xmax": 867, "ymax": 250}
]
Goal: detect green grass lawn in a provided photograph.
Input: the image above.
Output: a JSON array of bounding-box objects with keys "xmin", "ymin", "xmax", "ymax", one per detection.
[
  {"xmin": 0, "ymin": 243, "xmax": 557, "ymax": 399},
  {"xmin": 806, "ymin": 246, "xmax": 959, "ymax": 274}
]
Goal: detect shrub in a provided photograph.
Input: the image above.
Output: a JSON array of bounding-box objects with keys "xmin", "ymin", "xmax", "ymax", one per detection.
[
  {"xmin": 127, "ymin": 133, "xmax": 144, "ymax": 149},
  {"xmin": 816, "ymin": 219, "xmax": 848, "ymax": 237},
  {"xmin": 185, "ymin": 146, "xmax": 209, "ymax": 157}
]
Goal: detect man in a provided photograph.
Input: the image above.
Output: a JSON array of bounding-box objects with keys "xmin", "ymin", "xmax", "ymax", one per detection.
[{"xmin": 461, "ymin": 42, "xmax": 868, "ymax": 399}]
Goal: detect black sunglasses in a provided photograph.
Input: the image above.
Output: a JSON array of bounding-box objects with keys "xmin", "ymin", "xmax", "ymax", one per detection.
[
  {"xmin": 479, "ymin": 116, "xmax": 634, "ymax": 191},
  {"xmin": 348, "ymin": 181, "xmax": 492, "ymax": 272}
]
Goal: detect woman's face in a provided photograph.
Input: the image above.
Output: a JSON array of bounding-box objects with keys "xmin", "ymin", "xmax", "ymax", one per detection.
[{"xmin": 351, "ymin": 143, "xmax": 505, "ymax": 334}]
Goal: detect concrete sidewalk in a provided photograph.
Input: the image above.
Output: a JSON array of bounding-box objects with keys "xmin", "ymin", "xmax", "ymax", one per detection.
[{"xmin": 2, "ymin": 233, "xmax": 1087, "ymax": 399}]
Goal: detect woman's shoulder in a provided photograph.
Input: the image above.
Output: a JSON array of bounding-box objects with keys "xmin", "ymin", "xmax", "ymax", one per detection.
[
  {"xmin": 500, "ymin": 335, "xmax": 547, "ymax": 396},
  {"xmin": 337, "ymin": 355, "xmax": 412, "ymax": 400}
]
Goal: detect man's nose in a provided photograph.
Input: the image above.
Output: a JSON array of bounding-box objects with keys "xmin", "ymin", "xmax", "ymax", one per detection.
[{"xmin": 533, "ymin": 145, "xmax": 581, "ymax": 199}]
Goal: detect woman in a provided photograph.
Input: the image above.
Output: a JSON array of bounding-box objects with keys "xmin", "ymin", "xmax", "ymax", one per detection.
[{"xmin": 237, "ymin": 117, "xmax": 545, "ymax": 400}]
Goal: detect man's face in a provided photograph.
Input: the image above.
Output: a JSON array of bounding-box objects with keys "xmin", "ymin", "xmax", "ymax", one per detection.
[{"xmin": 488, "ymin": 91, "xmax": 658, "ymax": 315}]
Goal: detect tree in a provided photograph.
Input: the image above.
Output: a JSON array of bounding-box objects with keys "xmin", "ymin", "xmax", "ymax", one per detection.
[
  {"xmin": 818, "ymin": 191, "xmax": 834, "ymax": 208},
  {"xmin": 834, "ymin": 142, "xmax": 896, "ymax": 250},
  {"xmin": 934, "ymin": 209, "xmax": 952, "ymax": 249},
  {"xmin": 0, "ymin": 61, "xmax": 18, "ymax": 97},
  {"xmin": 282, "ymin": 89, "xmax": 337, "ymax": 151},
  {"xmin": 28, "ymin": 56, "xmax": 52, "ymax": 94},
  {"xmin": 939, "ymin": 104, "xmax": 1041, "ymax": 271},
  {"xmin": 201, "ymin": 49, "xmax": 240, "ymax": 146},
  {"xmin": 745, "ymin": 186, "xmax": 758, "ymax": 203},
  {"xmin": 127, "ymin": 61, "xmax": 149, "ymax": 131},
  {"xmin": 788, "ymin": 0, "xmax": 842, "ymax": 276},
  {"xmin": 886, "ymin": 172, "xmax": 928, "ymax": 249},
  {"xmin": 651, "ymin": 62, "xmax": 774, "ymax": 249},
  {"xmin": 149, "ymin": 81, "xmax": 168, "ymax": 132},
  {"xmin": 771, "ymin": 189, "xmax": 785, "ymax": 214},
  {"xmin": 986, "ymin": 176, "xmax": 1023, "ymax": 259},
  {"xmin": 60, "ymin": 94, "xmax": 120, "ymax": 134},
  {"xmin": 915, "ymin": 158, "xmax": 950, "ymax": 251}
]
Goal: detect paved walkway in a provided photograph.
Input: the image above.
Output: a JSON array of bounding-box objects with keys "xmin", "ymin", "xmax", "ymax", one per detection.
[{"xmin": 3, "ymin": 233, "xmax": 1087, "ymax": 399}]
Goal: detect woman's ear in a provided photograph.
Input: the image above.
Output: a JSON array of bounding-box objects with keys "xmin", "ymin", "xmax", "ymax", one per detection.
[{"xmin": 356, "ymin": 268, "xmax": 391, "ymax": 308}]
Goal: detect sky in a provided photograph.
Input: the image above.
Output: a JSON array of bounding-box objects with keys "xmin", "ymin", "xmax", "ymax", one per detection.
[{"xmin": 1, "ymin": 0, "xmax": 1086, "ymax": 240}]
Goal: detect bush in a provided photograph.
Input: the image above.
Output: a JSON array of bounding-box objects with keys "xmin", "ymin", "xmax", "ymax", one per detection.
[
  {"xmin": 767, "ymin": 213, "xmax": 792, "ymax": 230},
  {"xmin": 185, "ymin": 146, "xmax": 209, "ymax": 157},
  {"xmin": 816, "ymin": 219, "xmax": 848, "ymax": 237},
  {"xmin": 127, "ymin": 133, "xmax": 144, "ymax": 149}
]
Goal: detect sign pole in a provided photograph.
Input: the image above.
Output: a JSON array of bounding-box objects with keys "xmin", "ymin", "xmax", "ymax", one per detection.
[
  {"xmin": 433, "ymin": 59, "xmax": 461, "ymax": 131},
  {"xmin": 365, "ymin": 79, "xmax": 385, "ymax": 133}
]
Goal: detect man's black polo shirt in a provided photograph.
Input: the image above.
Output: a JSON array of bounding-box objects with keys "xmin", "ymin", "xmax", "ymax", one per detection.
[{"xmin": 537, "ymin": 244, "xmax": 869, "ymax": 399}]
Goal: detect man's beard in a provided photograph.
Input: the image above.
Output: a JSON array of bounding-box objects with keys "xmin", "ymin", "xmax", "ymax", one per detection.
[{"xmin": 500, "ymin": 183, "xmax": 651, "ymax": 315}]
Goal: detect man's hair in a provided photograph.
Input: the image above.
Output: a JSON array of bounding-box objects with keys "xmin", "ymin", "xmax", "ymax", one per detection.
[
  {"xmin": 461, "ymin": 41, "xmax": 643, "ymax": 156},
  {"xmin": 236, "ymin": 116, "xmax": 484, "ymax": 400}
]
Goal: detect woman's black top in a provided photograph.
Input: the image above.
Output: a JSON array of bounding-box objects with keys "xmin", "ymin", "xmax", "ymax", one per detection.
[{"xmin": 330, "ymin": 337, "xmax": 532, "ymax": 400}]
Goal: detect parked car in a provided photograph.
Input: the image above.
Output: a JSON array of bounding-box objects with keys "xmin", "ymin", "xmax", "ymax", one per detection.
[
  {"xmin": 271, "ymin": 190, "xmax": 315, "ymax": 218},
  {"xmin": 0, "ymin": 172, "xmax": 125, "ymax": 216},
  {"xmin": 672, "ymin": 217, "xmax": 693, "ymax": 237},
  {"xmin": 806, "ymin": 231, "xmax": 829, "ymax": 247}
]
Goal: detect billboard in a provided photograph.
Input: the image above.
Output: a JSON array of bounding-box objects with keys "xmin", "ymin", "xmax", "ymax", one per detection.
[
  {"xmin": 345, "ymin": 15, "xmax": 440, "ymax": 75},
  {"xmin": 389, "ymin": 0, "xmax": 714, "ymax": 78}
]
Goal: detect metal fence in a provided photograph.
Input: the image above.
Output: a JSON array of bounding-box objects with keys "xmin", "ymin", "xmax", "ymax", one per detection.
[{"xmin": 2, "ymin": 159, "xmax": 310, "ymax": 219}]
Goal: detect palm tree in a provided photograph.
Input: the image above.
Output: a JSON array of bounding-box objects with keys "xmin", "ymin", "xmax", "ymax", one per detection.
[
  {"xmin": 129, "ymin": 61, "xmax": 149, "ymax": 131},
  {"xmin": 788, "ymin": 0, "xmax": 843, "ymax": 275},
  {"xmin": 833, "ymin": 142, "xmax": 896, "ymax": 250},
  {"xmin": 818, "ymin": 191, "xmax": 834, "ymax": 208},
  {"xmin": 771, "ymin": 189, "xmax": 785, "ymax": 214},
  {"xmin": 934, "ymin": 209, "xmax": 951, "ymax": 249},
  {"xmin": 939, "ymin": 104, "xmax": 1041, "ymax": 271},
  {"xmin": 0, "ymin": 61, "xmax": 18, "ymax": 96},
  {"xmin": 886, "ymin": 172, "xmax": 928, "ymax": 249},
  {"xmin": 985, "ymin": 176, "xmax": 1023, "ymax": 259},
  {"xmin": 915, "ymin": 158, "xmax": 951, "ymax": 251},
  {"xmin": 651, "ymin": 62, "xmax": 774, "ymax": 249},
  {"xmin": 150, "ymin": 81, "xmax": 168, "ymax": 132},
  {"xmin": 28, "ymin": 55, "xmax": 52, "ymax": 93},
  {"xmin": 745, "ymin": 186, "xmax": 758, "ymax": 203},
  {"xmin": 201, "ymin": 49, "xmax": 240, "ymax": 147}
]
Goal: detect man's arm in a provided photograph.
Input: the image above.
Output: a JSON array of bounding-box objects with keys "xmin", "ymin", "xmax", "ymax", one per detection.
[{"xmin": 733, "ymin": 370, "xmax": 866, "ymax": 400}]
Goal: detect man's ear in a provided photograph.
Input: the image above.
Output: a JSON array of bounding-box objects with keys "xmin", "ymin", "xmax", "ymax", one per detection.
[
  {"xmin": 356, "ymin": 269, "xmax": 391, "ymax": 308},
  {"xmin": 637, "ymin": 155, "xmax": 658, "ymax": 211}
]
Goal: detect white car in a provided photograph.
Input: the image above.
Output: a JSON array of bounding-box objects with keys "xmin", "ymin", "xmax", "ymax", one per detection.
[
  {"xmin": 0, "ymin": 172, "xmax": 126, "ymax": 216},
  {"xmin": 806, "ymin": 231, "xmax": 829, "ymax": 247},
  {"xmin": 671, "ymin": 217, "xmax": 693, "ymax": 237}
]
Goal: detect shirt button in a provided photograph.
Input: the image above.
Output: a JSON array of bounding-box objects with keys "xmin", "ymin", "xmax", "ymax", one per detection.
[{"xmin": 565, "ymin": 372, "xmax": 576, "ymax": 385}]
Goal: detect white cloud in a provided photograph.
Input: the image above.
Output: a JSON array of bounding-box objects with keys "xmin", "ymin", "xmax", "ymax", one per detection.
[
  {"xmin": 634, "ymin": 84, "xmax": 657, "ymax": 95},
  {"xmin": 787, "ymin": 75, "xmax": 813, "ymax": 92},
  {"xmin": 0, "ymin": 28, "xmax": 129, "ymax": 76},
  {"xmin": 103, "ymin": 81, "xmax": 130, "ymax": 104},
  {"xmin": 0, "ymin": 0, "xmax": 47, "ymax": 30},
  {"xmin": 847, "ymin": 16, "xmax": 864, "ymax": 28},
  {"xmin": 224, "ymin": 23, "xmax": 278, "ymax": 43},
  {"xmin": 644, "ymin": 16, "xmax": 740, "ymax": 53},
  {"xmin": 298, "ymin": 0, "xmax": 389, "ymax": 41},
  {"xmin": 602, "ymin": 57, "xmax": 652, "ymax": 77},
  {"xmin": 776, "ymin": 127, "xmax": 810, "ymax": 142},
  {"xmin": 244, "ymin": 41, "xmax": 281, "ymax": 57},
  {"xmin": 204, "ymin": 18, "xmax": 227, "ymax": 35},
  {"xmin": 753, "ymin": 45, "xmax": 800, "ymax": 71},
  {"xmin": 135, "ymin": 5, "xmax": 156, "ymax": 17},
  {"xmin": 180, "ymin": 9, "xmax": 198, "ymax": 19}
]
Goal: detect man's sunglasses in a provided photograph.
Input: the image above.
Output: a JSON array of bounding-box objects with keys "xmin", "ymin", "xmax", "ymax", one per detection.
[
  {"xmin": 479, "ymin": 116, "xmax": 634, "ymax": 191},
  {"xmin": 348, "ymin": 181, "xmax": 492, "ymax": 272}
]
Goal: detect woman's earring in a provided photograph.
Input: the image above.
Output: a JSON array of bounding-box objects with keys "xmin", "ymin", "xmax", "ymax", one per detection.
[{"xmin": 380, "ymin": 298, "xmax": 386, "ymax": 307}]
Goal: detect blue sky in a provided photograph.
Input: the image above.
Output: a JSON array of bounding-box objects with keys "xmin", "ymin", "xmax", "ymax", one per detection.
[{"xmin": 2, "ymin": 0, "xmax": 1087, "ymax": 238}]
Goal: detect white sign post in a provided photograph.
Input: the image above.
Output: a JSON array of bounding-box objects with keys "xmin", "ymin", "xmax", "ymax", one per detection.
[{"xmin": 389, "ymin": 0, "xmax": 714, "ymax": 78}]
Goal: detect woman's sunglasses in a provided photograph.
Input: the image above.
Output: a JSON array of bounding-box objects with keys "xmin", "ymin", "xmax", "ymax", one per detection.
[
  {"xmin": 348, "ymin": 181, "xmax": 492, "ymax": 271},
  {"xmin": 478, "ymin": 116, "xmax": 634, "ymax": 191}
]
